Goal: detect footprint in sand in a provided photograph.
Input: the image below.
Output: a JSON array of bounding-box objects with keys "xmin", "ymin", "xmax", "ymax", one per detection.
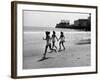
[{"xmin": 77, "ymin": 57, "xmax": 80, "ymax": 59}]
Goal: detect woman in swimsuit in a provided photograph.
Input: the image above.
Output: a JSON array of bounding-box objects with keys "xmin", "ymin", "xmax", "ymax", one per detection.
[
  {"xmin": 58, "ymin": 31, "xmax": 65, "ymax": 51},
  {"xmin": 51, "ymin": 31, "xmax": 58, "ymax": 50},
  {"xmin": 43, "ymin": 31, "xmax": 56, "ymax": 58}
]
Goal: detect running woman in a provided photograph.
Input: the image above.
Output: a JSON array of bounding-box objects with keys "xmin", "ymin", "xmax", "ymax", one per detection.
[
  {"xmin": 43, "ymin": 31, "xmax": 56, "ymax": 58},
  {"xmin": 58, "ymin": 31, "xmax": 65, "ymax": 51},
  {"xmin": 51, "ymin": 31, "xmax": 58, "ymax": 50}
]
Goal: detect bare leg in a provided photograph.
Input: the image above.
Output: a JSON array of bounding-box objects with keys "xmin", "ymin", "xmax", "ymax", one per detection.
[
  {"xmin": 49, "ymin": 44, "xmax": 56, "ymax": 52},
  {"xmin": 52, "ymin": 41, "xmax": 57, "ymax": 50},
  {"xmin": 59, "ymin": 42, "xmax": 61, "ymax": 50},
  {"xmin": 52, "ymin": 42, "xmax": 55, "ymax": 49},
  {"xmin": 54, "ymin": 45, "xmax": 57, "ymax": 50},
  {"xmin": 62, "ymin": 42, "xmax": 65, "ymax": 50},
  {"xmin": 43, "ymin": 45, "xmax": 48, "ymax": 58}
]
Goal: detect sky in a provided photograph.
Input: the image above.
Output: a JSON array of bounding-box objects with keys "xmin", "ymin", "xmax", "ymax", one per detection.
[{"xmin": 23, "ymin": 10, "xmax": 90, "ymax": 27}]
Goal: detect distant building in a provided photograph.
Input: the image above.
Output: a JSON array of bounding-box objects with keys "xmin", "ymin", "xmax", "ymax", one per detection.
[
  {"xmin": 55, "ymin": 14, "xmax": 91, "ymax": 31},
  {"xmin": 56, "ymin": 20, "xmax": 70, "ymax": 28},
  {"xmin": 74, "ymin": 19, "xmax": 89, "ymax": 27},
  {"xmin": 73, "ymin": 14, "xmax": 91, "ymax": 31}
]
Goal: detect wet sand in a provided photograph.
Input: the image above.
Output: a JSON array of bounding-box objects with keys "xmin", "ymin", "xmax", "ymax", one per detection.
[{"xmin": 23, "ymin": 32, "xmax": 91, "ymax": 69}]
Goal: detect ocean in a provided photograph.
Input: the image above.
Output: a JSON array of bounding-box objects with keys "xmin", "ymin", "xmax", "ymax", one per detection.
[{"xmin": 24, "ymin": 26, "xmax": 85, "ymax": 32}]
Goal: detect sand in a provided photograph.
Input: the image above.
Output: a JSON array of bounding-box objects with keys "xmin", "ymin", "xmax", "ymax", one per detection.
[{"xmin": 23, "ymin": 32, "xmax": 91, "ymax": 69}]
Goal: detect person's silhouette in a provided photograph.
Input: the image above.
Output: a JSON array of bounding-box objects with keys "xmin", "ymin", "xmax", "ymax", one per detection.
[
  {"xmin": 51, "ymin": 31, "xmax": 58, "ymax": 50},
  {"xmin": 58, "ymin": 32, "xmax": 65, "ymax": 51},
  {"xmin": 43, "ymin": 31, "xmax": 56, "ymax": 58}
]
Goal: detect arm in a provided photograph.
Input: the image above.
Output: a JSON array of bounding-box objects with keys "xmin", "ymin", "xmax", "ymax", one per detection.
[
  {"xmin": 55, "ymin": 36, "xmax": 59, "ymax": 41},
  {"xmin": 58, "ymin": 36, "xmax": 61, "ymax": 41},
  {"xmin": 63, "ymin": 36, "xmax": 65, "ymax": 41}
]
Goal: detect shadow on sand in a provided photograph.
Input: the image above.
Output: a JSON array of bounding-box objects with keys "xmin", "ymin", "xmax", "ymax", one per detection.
[
  {"xmin": 76, "ymin": 39, "xmax": 91, "ymax": 45},
  {"xmin": 38, "ymin": 57, "xmax": 53, "ymax": 62}
]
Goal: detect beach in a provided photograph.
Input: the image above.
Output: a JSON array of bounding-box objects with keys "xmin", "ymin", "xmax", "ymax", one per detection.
[{"xmin": 23, "ymin": 30, "xmax": 91, "ymax": 69}]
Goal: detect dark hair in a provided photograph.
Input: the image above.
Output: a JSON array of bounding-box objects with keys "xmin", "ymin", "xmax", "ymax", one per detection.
[
  {"xmin": 53, "ymin": 31, "xmax": 55, "ymax": 34},
  {"xmin": 45, "ymin": 31, "xmax": 50, "ymax": 35},
  {"xmin": 61, "ymin": 31, "xmax": 63, "ymax": 35},
  {"xmin": 60, "ymin": 31, "xmax": 64, "ymax": 37}
]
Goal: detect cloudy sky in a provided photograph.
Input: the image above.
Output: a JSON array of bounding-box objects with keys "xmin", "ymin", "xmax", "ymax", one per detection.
[{"xmin": 23, "ymin": 10, "xmax": 90, "ymax": 27}]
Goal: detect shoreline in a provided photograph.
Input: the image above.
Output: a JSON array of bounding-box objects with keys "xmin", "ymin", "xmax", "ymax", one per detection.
[{"xmin": 24, "ymin": 26, "xmax": 91, "ymax": 32}]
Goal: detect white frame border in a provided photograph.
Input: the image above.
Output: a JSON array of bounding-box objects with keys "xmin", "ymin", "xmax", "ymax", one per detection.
[{"xmin": 16, "ymin": 3, "xmax": 97, "ymax": 76}]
